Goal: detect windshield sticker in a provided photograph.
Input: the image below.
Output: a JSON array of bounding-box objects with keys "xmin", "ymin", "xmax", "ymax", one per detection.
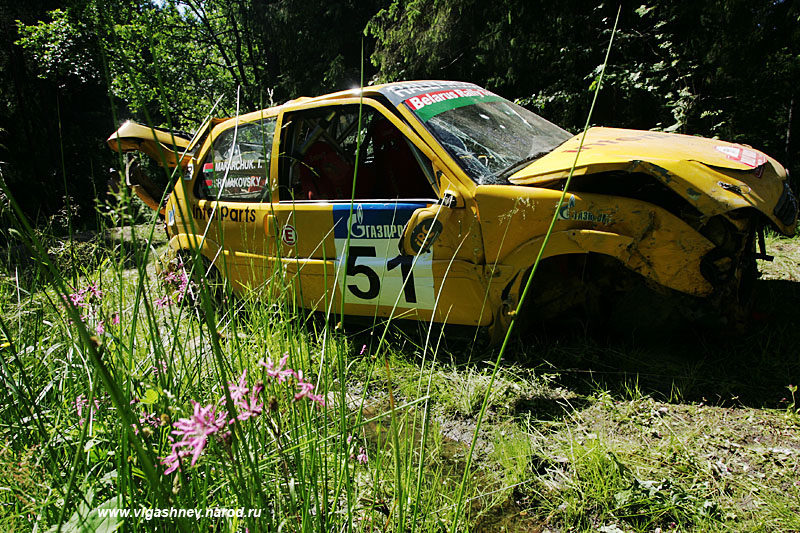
[
  {"xmin": 381, "ymin": 81, "xmax": 480, "ymax": 103},
  {"xmin": 714, "ymin": 145, "xmax": 766, "ymax": 169},
  {"xmin": 332, "ymin": 203, "xmax": 434, "ymax": 310},
  {"xmin": 404, "ymin": 89, "xmax": 502, "ymax": 122}
]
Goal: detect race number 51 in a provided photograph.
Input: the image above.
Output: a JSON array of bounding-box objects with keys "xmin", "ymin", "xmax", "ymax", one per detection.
[{"xmin": 346, "ymin": 246, "xmax": 417, "ymax": 304}]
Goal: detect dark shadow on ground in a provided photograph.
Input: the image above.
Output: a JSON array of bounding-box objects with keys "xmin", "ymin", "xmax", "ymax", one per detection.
[
  {"xmin": 286, "ymin": 275, "xmax": 799, "ymax": 411},
  {"xmin": 501, "ymin": 278, "xmax": 800, "ymax": 409}
]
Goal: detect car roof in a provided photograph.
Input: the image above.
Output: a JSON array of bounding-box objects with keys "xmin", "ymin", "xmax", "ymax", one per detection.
[{"xmin": 216, "ymin": 80, "xmax": 487, "ymax": 126}]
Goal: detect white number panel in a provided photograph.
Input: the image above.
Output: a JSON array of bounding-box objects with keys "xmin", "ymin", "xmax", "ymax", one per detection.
[{"xmin": 332, "ymin": 203, "xmax": 435, "ymax": 310}]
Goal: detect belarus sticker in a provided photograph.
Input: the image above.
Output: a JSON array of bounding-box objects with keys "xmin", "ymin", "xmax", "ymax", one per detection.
[
  {"xmin": 403, "ymin": 88, "xmax": 502, "ymax": 121},
  {"xmin": 281, "ymin": 224, "xmax": 297, "ymax": 246},
  {"xmin": 715, "ymin": 145, "xmax": 767, "ymax": 169}
]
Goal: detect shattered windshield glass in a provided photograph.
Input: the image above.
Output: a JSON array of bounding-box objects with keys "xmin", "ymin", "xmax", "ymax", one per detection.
[{"xmin": 404, "ymin": 90, "xmax": 572, "ymax": 184}]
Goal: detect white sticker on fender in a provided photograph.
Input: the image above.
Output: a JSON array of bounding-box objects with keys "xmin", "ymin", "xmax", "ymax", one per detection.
[
  {"xmin": 332, "ymin": 203, "xmax": 435, "ymax": 310},
  {"xmin": 715, "ymin": 145, "xmax": 766, "ymax": 168}
]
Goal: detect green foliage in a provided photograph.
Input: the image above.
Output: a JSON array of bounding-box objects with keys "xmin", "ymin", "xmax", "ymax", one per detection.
[
  {"xmin": 1, "ymin": 187, "xmax": 800, "ymax": 530},
  {"xmin": 2, "ymin": 0, "xmax": 798, "ymax": 220},
  {"xmin": 15, "ymin": 8, "xmax": 97, "ymax": 86},
  {"xmin": 2, "ymin": 0, "xmax": 384, "ymax": 221},
  {"xmin": 2, "ymin": 7, "xmax": 800, "ymax": 528},
  {"xmin": 367, "ymin": 1, "xmax": 800, "ymax": 174}
]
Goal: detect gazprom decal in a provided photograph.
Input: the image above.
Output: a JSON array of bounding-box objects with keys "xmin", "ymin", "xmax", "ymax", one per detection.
[
  {"xmin": 332, "ymin": 203, "xmax": 435, "ymax": 310},
  {"xmin": 556, "ymin": 195, "xmax": 613, "ymax": 225}
]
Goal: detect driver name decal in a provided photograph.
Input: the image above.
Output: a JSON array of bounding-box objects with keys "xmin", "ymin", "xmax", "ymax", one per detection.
[
  {"xmin": 332, "ymin": 203, "xmax": 435, "ymax": 310},
  {"xmin": 205, "ymin": 160, "xmax": 265, "ymax": 172}
]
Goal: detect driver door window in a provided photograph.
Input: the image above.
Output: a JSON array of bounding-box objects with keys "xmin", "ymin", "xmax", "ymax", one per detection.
[{"xmin": 278, "ymin": 105, "xmax": 436, "ymax": 201}]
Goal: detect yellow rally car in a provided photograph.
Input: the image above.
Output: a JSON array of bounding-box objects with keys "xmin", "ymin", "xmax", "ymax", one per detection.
[{"xmin": 108, "ymin": 81, "xmax": 798, "ymax": 337}]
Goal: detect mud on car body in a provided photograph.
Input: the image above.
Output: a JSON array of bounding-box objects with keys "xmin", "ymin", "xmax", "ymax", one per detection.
[{"xmin": 108, "ymin": 81, "xmax": 798, "ymax": 337}]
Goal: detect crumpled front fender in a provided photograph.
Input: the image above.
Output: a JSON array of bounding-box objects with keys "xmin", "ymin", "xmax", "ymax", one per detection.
[{"xmin": 477, "ymin": 189, "xmax": 718, "ymax": 317}]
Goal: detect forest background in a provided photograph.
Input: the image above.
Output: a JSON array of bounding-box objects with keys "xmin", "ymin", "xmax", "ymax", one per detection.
[{"xmin": 0, "ymin": 0, "xmax": 798, "ymax": 222}]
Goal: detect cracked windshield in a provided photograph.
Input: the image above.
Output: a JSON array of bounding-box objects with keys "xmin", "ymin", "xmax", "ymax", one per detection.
[{"xmin": 405, "ymin": 91, "xmax": 572, "ymax": 184}]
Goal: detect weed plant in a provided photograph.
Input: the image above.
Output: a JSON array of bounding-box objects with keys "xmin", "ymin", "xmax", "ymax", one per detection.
[{"xmin": 0, "ymin": 179, "xmax": 487, "ymax": 531}]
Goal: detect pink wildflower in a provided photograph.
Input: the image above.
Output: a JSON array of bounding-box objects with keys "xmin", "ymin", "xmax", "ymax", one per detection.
[
  {"xmin": 69, "ymin": 290, "xmax": 87, "ymax": 308},
  {"xmin": 154, "ymin": 295, "xmax": 171, "ymax": 309},
  {"xmin": 170, "ymin": 401, "xmax": 227, "ymax": 468},
  {"xmin": 235, "ymin": 383, "xmax": 264, "ymax": 421},
  {"xmin": 75, "ymin": 395, "xmax": 89, "ymax": 418},
  {"xmin": 75, "ymin": 394, "xmax": 100, "ymax": 425},
  {"xmin": 140, "ymin": 412, "xmax": 160, "ymax": 428},
  {"xmin": 293, "ymin": 372, "xmax": 325, "ymax": 406},
  {"xmin": 356, "ymin": 447, "xmax": 368, "ymax": 464},
  {"xmin": 160, "ymin": 264, "xmax": 191, "ymax": 303},
  {"xmin": 111, "ymin": 313, "xmax": 120, "ymax": 325},
  {"xmin": 360, "ymin": 344, "xmax": 367, "ymax": 355},
  {"xmin": 131, "ymin": 412, "xmax": 159, "ymax": 436},
  {"xmin": 308, "ymin": 392, "xmax": 325, "ymax": 406},
  {"xmin": 175, "ymin": 270, "xmax": 190, "ymax": 302},
  {"xmin": 151, "ymin": 360, "xmax": 168, "ymax": 378},
  {"xmin": 87, "ymin": 282, "xmax": 103, "ymax": 300},
  {"xmin": 161, "ymin": 444, "xmax": 191, "ymax": 475},
  {"xmin": 294, "ymin": 379, "xmax": 314, "ymax": 401},
  {"xmin": 227, "ymin": 370, "xmax": 249, "ymax": 403},
  {"xmin": 65, "ymin": 282, "xmax": 103, "ymax": 313},
  {"xmin": 95, "ymin": 321, "xmax": 105, "ymax": 335},
  {"xmin": 258, "ymin": 353, "xmax": 293, "ymax": 383}
]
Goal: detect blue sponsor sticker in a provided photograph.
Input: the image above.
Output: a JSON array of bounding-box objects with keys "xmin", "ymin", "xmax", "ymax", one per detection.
[{"xmin": 332, "ymin": 202, "xmax": 425, "ymax": 239}]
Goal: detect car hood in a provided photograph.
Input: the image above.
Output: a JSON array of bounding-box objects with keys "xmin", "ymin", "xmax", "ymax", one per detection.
[{"xmin": 508, "ymin": 127, "xmax": 796, "ymax": 233}]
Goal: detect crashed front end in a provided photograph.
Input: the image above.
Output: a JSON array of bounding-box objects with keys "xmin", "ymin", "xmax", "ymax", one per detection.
[{"xmin": 480, "ymin": 127, "xmax": 797, "ymax": 328}]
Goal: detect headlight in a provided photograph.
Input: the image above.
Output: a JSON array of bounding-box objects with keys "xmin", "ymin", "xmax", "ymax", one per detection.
[{"xmin": 773, "ymin": 181, "xmax": 798, "ymax": 227}]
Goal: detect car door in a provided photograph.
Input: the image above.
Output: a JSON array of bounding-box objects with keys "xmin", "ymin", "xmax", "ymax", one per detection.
[
  {"xmin": 269, "ymin": 99, "xmax": 490, "ymax": 327},
  {"xmin": 268, "ymin": 100, "xmax": 440, "ymax": 320},
  {"xmin": 192, "ymin": 116, "xmax": 276, "ymax": 291}
]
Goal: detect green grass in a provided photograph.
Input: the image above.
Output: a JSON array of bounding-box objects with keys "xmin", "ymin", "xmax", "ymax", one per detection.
[{"xmin": 1, "ymin": 182, "xmax": 800, "ymax": 532}]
